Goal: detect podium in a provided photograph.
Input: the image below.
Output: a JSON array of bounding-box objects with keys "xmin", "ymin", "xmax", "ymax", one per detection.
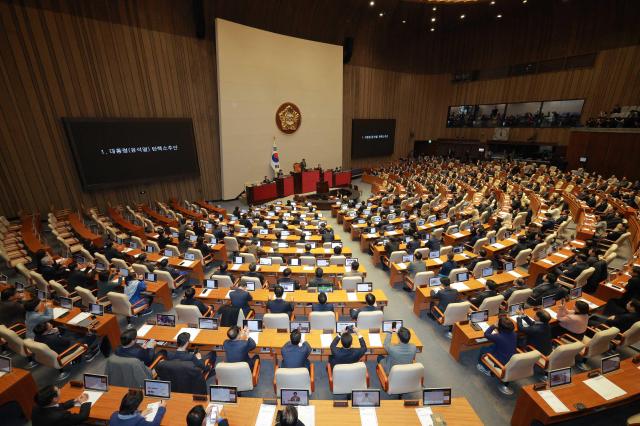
[
  {"xmin": 316, "ymin": 180, "xmax": 329, "ymax": 194},
  {"xmin": 276, "ymin": 175, "xmax": 294, "ymax": 197},
  {"xmin": 293, "ymin": 170, "xmax": 320, "ymax": 194}
]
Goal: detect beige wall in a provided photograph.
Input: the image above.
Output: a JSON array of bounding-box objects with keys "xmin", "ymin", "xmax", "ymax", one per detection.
[{"xmin": 216, "ymin": 19, "xmax": 343, "ymax": 199}]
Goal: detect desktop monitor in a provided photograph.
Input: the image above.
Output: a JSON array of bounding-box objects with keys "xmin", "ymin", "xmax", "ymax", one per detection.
[
  {"xmin": 336, "ymin": 321, "xmax": 356, "ymax": 334},
  {"xmin": 156, "ymin": 314, "xmax": 175, "ymax": 327},
  {"xmin": 482, "ymin": 267, "xmax": 494, "ymax": 278},
  {"xmin": 130, "ymin": 242, "xmax": 138, "ymax": 249},
  {"xmin": 331, "ymin": 242, "xmax": 342, "ymax": 249},
  {"xmin": 317, "ymin": 259, "xmax": 329, "ymax": 267},
  {"xmin": 281, "ymin": 231, "xmax": 290, "ymax": 237},
  {"xmin": 357, "ymin": 282, "xmax": 373, "ymax": 293},
  {"xmin": 198, "ymin": 317, "xmax": 219, "ymax": 330},
  {"xmin": 240, "ymin": 227, "xmax": 248, "ymax": 234},
  {"xmin": 146, "ymin": 245, "xmax": 154, "ymax": 253},
  {"xmin": 542, "ymin": 295, "xmax": 556, "ymax": 309},
  {"xmin": 59, "ymin": 297, "xmax": 73, "ymax": 310},
  {"xmin": 508, "ymin": 303, "xmax": 524, "ymax": 316},
  {"xmin": 488, "ymin": 237, "xmax": 497, "ymax": 245},
  {"xmin": 548, "ymin": 368, "xmax": 572, "ymax": 388},
  {"xmin": 280, "ymin": 281, "xmax": 295, "ymax": 292},
  {"xmin": 601, "ymin": 354, "xmax": 621, "ymax": 375},
  {"xmin": 352, "ymin": 390, "xmax": 381, "ymax": 408},
  {"xmin": 281, "ymin": 389, "xmax": 309, "ymax": 406},
  {"xmin": 456, "ymin": 272, "xmax": 469, "ymax": 282},
  {"xmin": 171, "ymin": 232, "xmax": 179, "ymax": 238},
  {"xmin": 243, "ymin": 319, "xmax": 262, "ymax": 332},
  {"xmin": 429, "ymin": 250, "xmax": 440, "ymax": 259},
  {"xmin": 259, "ymin": 258, "xmax": 272, "ymax": 266},
  {"xmin": 184, "ymin": 253, "xmax": 196, "ymax": 261},
  {"xmin": 382, "ymin": 320, "xmax": 403, "ymax": 333},
  {"xmin": 119, "ymin": 268, "xmax": 129, "ymax": 277},
  {"xmin": 289, "ymin": 258, "xmax": 300, "ymax": 266},
  {"xmin": 245, "ymin": 281, "xmax": 256, "ymax": 291},
  {"xmin": 144, "ymin": 380, "xmax": 171, "ymax": 399},
  {"xmin": 209, "ymin": 385, "xmax": 237, "ymax": 404},
  {"xmin": 0, "ymin": 356, "xmax": 11, "ymax": 374},
  {"xmin": 569, "ymin": 287, "xmax": 582, "ymax": 300},
  {"xmin": 346, "ymin": 258, "xmax": 358, "ymax": 267},
  {"xmin": 417, "ymin": 219, "xmax": 426, "ymax": 226},
  {"xmin": 14, "ymin": 282, "xmax": 24, "ymax": 292},
  {"xmin": 469, "ymin": 310, "xmax": 489, "ymax": 324},
  {"xmin": 205, "ymin": 279, "xmax": 218, "ymax": 289},
  {"xmin": 453, "ymin": 246, "xmax": 464, "ymax": 254},
  {"xmin": 504, "ymin": 231, "xmax": 512, "ymax": 239},
  {"xmin": 278, "ymin": 242, "xmax": 289, "ymax": 249},
  {"xmin": 189, "ymin": 235, "xmax": 198, "ymax": 242},
  {"xmin": 317, "ymin": 285, "xmax": 333, "ymax": 293},
  {"xmin": 369, "ymin": 227, "xmax": 377, "ymax": 234},
  {"xmin": 89, "ymin": 303, "xmax": 104, "ymax": 316},
  {"xmin": 504, "ymin": 262, "xmax": 514, "ymax": 272},
  {"xmin": 449, "ymin": 227, "xmax": 459, "ymax": 235},
  {"xmin": 83, "ymin": 374, "xmax": 108, "ymax": 392},
  {"xmin": 423, "ymin": 388, "xmax": 452, "ymax": 406},
  {"xmin": 290, "ymin": 321, "xmax": 311, "ymax": 333},
  {"xmin": 74, "ymin": 255, "xmax": 85, "ymax": 264},
  {"xmin": 402, "ymin": 254, "xmax": 414, "ymax": 263},
  {"xmin": 37, "ymin": 290, "xmax": 47, "ymax": 301},
  {"xmin": 309, "ymin": 243, "xmax": 317, "ymax": 249},
  {"xmin": 429, "ymin": 277, "xmax": 441, "ymax": 287},
  {"xmin": 259, "ymin": 229, "xmax": 269, "ymax": 235},
  {"xmin": 234, "ymin": 256, "xmax": 243, "ymax": 264},
  {"xmin": 164, "ymin": 249, "xmax": 173, "ymax": 257},
  {"xmin": 145, "ymin": 273, "xmax": 157, "ymax": 282}
]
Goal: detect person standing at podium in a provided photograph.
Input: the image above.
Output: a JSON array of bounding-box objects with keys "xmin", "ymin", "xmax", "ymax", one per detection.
[{"xmin": 300, "ymin": 158, "xmax": 307, "ymax": 171}]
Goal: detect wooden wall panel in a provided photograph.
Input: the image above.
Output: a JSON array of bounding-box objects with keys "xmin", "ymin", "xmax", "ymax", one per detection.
[
  {"xmin": 567, "ymin": 131, "xmax": 640, "ymax": 180},
  {"xmin": 0, "ymin": 0, "xmax": 221, "ymax": 218}
]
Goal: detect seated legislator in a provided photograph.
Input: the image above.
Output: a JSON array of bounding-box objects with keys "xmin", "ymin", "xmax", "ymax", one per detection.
[
  {"xmin": 246, "ymin": 263, "xmax": 266, "ymax": 287},
  {"xmin": 329, "ymin": 326, "xmax": 367, "ymax": 368},
  {"xmin": 276, "ymin": 405, "xmax": 304, "ymax": 426},
  {"xmin": 109, "ymin": 389, "xmax": 166, "ymax": 426},
  {"xmin": 33, "ymin": 320, "xmax": 100, "ymax": 361},
  {"xmin": 223, "ymin": 325, "xmax": 259, "ymax": 369},
  {"xmin": 229, "ymin": 281, "xmax": 253, "ymax": 316},
  {"xmin": 377, "ymin": 326, "xmax": 417, "ymax": 373},
  {"xmin": 186, "ymin": 405, "xmax": 229, "ymax": 426},
  {"xmin": 122, "ymin": 274, "xmax": 152, "ymax": 315},
  {"xmin": 281, "ymin": 329, "xmax": 312, "ymax": 370},
  {"xmin": 406, "ymin": 252, "xmax": 427, "ymax": 278},
  {"xmin": 527, "ymin": 273, "xmax": 566, "ymax": 306},
  {"xmin": 307, "ymin": 268, "xmax": 332, "ymax": 288},
  {"xmin": 516, "ymin": 309, "xmax": 553, "ymax": 355},
  {"xmin": 0, "ymin": 287, "xmax": 25, "ymax": 326},
  {"xmin": 430, "ymin": 277, "xmax": 459, "ymax": 320},
  {"xmin": 352, "ymin": 293, "xmax": 378, "ymax": 319},
  {"xmin": 276, "ymin": 268, "xmax": 300, "ymax": 290},
  {"xmin": 267, "ymin": 285, "xmax": 294, "ymax": 314},
  {"xmin": 343, "ymin": 261, "xmax": 365, "ymax": 281},
  {"xmin": 476, "ymin": 316, "xmax": 517, "ymax": 376},
  {"xmin": 603, "ymin": 266, "xmax": 640, "ymax": 315},
  {"xmin": 165, "ymin": 331, "xmax": 216, "ymax": 378},
  {"xmin": 31, "ymin": 385, "xmax": 92, "ymax": 426},
  {"xmin": 104, "ymin": 241, "xmax": 124, "ymax": 261},
  {"xmin": 598, "ymin": 299, "xmax": 640, "ymax": 332},
  {"xmin": 181, "ymin": 286, "xmax": 209, "ymax": 315},
  {"xmin": 115, "ymin": 328, "xmax": 158, "ymax": 366},
  {"xmin": 438, "ymin": 252, "xmax": 458, "ymax": 278},
  {"xmin": 469, "ymin": 279, "xmax": 498, "ymax": 308},
  {"xmin": 135, "ymin": 254, "xmax": 157, "ymax": 273},
  {"xmin": 156, "ymin": 258, "xmax": 183, "ymax": 279},
  {"xmin": 25, "ymin": 297, "xmax": 53, "ymax": 339},
  {"xmin": 311, "ymin": 292, "xmax": 334, "ymax": 312},
  {"xmin": 96, "ymin": 270, "xmax": 120, "ymax": 298},
  {"xmin": 195, "ymin": 236, "xmax": 213, "ymax": 257},
  {"xmin": 555, "ymin": 299, "xmax": 589, "ymax": 339},
  {"xmin": 40, "ymin": 256, "xmax": 67, "ymax": 281},
  {"xmin": 66, "ymin": 262, "xmax": 96, "ymax": 291},
  {"xmin": 156, "ymin": 227, "xmax": 171, "ymax": 249},
  {"xmin": 501, "ymin": 278, "xmax": 528, "ymax": 302}
]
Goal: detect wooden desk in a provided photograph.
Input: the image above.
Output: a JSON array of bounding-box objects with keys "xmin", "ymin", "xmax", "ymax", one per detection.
[
  {"xmin": 68, "ymin": 213, "xmax": 103, "ymax": 246},
  {"xmin": 195, "ymin": 200, "xmax": 227, "ymax": 217},
  {"xmin": 526, "ymin": 248, "xmax": 576, "ymax": 286},
  {"xmin": 170, "ymin": 200, "xmax": 204, "ymax": 220},
  {"xmin": 255, "ymin": 246, "xmax": 353, "ymax": 258},
  {"xmin": 511, "ymin": 358, "xmax": 640, "ymax": 425},
  {"xmin": 142, "ymin": 205, "xmax": 178, "ymax": 228},
  {"xmin": 227, "ymin": 263, "xmax": 366, "ymax": 286},
  {"xmin": 53, "ymin": 307, "xmax": 121, "ymax": 348},
  {"xmin": 0, "ymin": 368, "xmax": 37, "ymax": 420},
  {"xmin": 118, "ymin": 245, "xmax": 205, "ymax": 281},
  {"xmin": 59, "ymin": 384, "xmax": 481, "ymax": 426},
  {"xmin": 412, "ymin": 269, "xmax": 530, "ymax": 317},
  {"xmin": 20, "ymin": 215, "xmax": 50, "ymax": 254},
  {"xmin": 145, "ymin": 280, "xmax": 174, "ymax": 311},
  {"xmin": 108, "ymin": 208, "xmax": 144, "ymax": 239},
  {"xmin": 389, "ymin": 251, "xmax": 478, "ymax": 287},
  {"xmin": 448, "ymin": 294, "xmax": 604, "ymax": 361}
]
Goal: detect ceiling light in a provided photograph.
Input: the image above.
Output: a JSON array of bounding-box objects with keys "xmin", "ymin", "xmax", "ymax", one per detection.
[
  {"xmin": 522, "ymin": 0, "xmax": 527, "ymax": 3},
  {"xmin": 490, "ymin": 1, "xmax": 496, "ymax": 4},
  {"xmin": 432, "ymin": 6, "xmax": 437, "ymax": 11},
  {"xmin": 430, "ymin": 27, "xmax": 435, "ymax": 32},
  {"xmin": 369, "ymin": 1, "xmax": 374, "ymax": 6},
  {"xmin": 402, "ymin": 20, "xmax": 406, "ymax": 24},
  {"xmin": 431, "ymin": 17, "xmax": 436, "ymax": 22},
  {"xmin": 497, "ymin": 14, "xmax": 502, "ymax": 18},
  {"xmin": 460, "ymin": 14, "xmax": 466, "ymax": 19},
  {"xmin": 379, "ymin": 12, "xmax": 384, "ymax": 17}
]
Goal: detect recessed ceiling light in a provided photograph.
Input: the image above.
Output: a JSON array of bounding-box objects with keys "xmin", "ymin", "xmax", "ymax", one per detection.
[
  {"xmin": 430, "ymin": 27, "xmax": 435, "ymax": 32},
  {"xmin": 402, "ymin": 20, "xmax": 406, "ymax": 24},
  {"xmin": 490, "ymin": 1, "xmax": 496, "ymax": 4},
  {"xmin": 432, "ymin": 6, "xmax": 437, "ymax": 11},
  {"xmin": 369, "ymin": 1, "xmax": 375, "ymax": 6},
  {"xmin": 497, "ymin": 14, "xmax": 502, "ymax": 18},
  {"xmin": 431, "ymin": 17, "xmax": 436, "ymax": 22},
  {"xmin": 460, "ymin": 14, "xmax": 466, "ymax": 19},
  {"xmin": 379, "ymin": 12, "xmax": 384, "ymax": 17},
  {"xmin": 522, "ymin": 0, "xmax": 527, "ymax": 3}
]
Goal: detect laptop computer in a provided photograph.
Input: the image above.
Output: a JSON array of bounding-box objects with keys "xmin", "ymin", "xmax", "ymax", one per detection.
[{"xmin": 144, "ymin": 379, "xmax": 171, "ymax": 399}]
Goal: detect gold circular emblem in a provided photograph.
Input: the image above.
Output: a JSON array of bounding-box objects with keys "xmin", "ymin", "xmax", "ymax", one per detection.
[{"xmin": 276, "ymin": 102, "xmax": 301, "ymax": 134}]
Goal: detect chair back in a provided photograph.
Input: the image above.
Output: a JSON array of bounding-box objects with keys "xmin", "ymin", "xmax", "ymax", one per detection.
[
  {"xmin": 240, "ymin": 253, "xmax": 257, "ymax": 264},
  {"xmin": 111, "ymin": 258, "xmax": 129, "ymax": 270},
  {"xmin": 357, "ymin": 311, "xmax": 383, "ymax": 330},
  {"xmin": 154, "ymin": 270, "xmax": 177, "ymax": 291},
  {"xmin": 531, "ymin": 243, "xmax": 548, "ymax": 261},
  {"xmin": 175, "ymin": 305, "xmax": 203, "ymax": 325},
  {"xmin": 506, "ymin": 288, "xmax": 533, "ymax": 306},
  {"xmin": 332, "ymin": 362, "xmax": 367, "ymax": 394},
  {"xmin": 263, "ymin": 313, "xmax": 290, "ymax": 329},
  {"xmin": 48, "ymin": 280, "xmax": 70, "ymax": 298},
  {"xmin": 211, "ymin": 275, "xmax": 233, "ymax": 288},
  {"xmin": 310, "ymin": 312, "xmax": 335, "ymax": 330},
  {"xmin": 502, "ymin": 350, "xmax": 541, "ymax": 382},
  {"xmin": 546, "ymin": 341, "xmax": 584, "ymax": 371},
  {"xmin": 389, "ymin": 251, "xmax": 407, "ymax": 264},
  {"xmin": 186, "ymin": 248, "xmax": 203, "ymax": 261},
  {"xmin": 94, "ymin": 253, "xmax": 110, "ymax": 268},
  {"xmin": 270, "ymin": 256, "xmax": 284, "ymax": 265},
  {"xmin": 275, "ymin": 368, "xmax": 311, "ymax": 394},
  {"xmin": 300, "ymin": 256, "xmax": 316, "ymax": 266},
  {"xmin": 573, "ymin": 267, "xmax": 595, "ymax": 288},
  {"xmin": 342, "ymin": 276, "xmax": 362, "ymax": 291},
  {"xmin": 107, "ymin": 292, "xmax": 132, "ymax": 316},
  {"xmin": 131, "ymin": 236, "xmax": 144, "ymax": 249},
  {"xmin": 240, "ymin": 276, "xmax": 261, "ymax": 288},
  {"xmin": 415, "ymin": 248, "xmax": 430, "ymax": 259},
  {"xmin": 330, "ymin": 255, "xmax": 346, "ymax": 266},
  {"xmin": 413, "ymin": 271, "xmax": 434, "ymax": 288},
  {"xmin": 216, "ymin": 362, "xmax": 254, "ymax": 391},
  {"xmin": 224, "ymin": 237, "xmax": 239, "ymax": 253},
  {"xmin": 75, "ymin": 286, "xmax": 97, "ymax": 307},
  {"xmin": 23, "ymin": 339, "xmax": 61, "ymax": 368},
  {"xmin": 30, "ymin": 271, "xmax": 49, "ymax": 293},
  {"xmin": 442, "ymin": 302, "xmax": 471, "ymax": 327},
  {"xmin": 472, "ymin": 260, "xmax": 492, "ymax": 278},
  {"xmin": 584, "ymin": 327, "xmax": 619, "ymax": 358},
  {"xmin": 448, "ymin": 267, "xmax": 469, "ymax": 283},
  {"xmin": 478, "ymin": 295, "xmax": 505, "ymax": 316},
  {"xmin": 106, "ymin": 355, "xmax": 152, "ymax": 388},
  {"xmin": 387, "ymin": 363, "xmax": 424, "ymax": 395},
  {"xmin": 514, "ymin": 249, "xmax": 532, "ymax": 267},
  {"xmin": 619, "ymin": 321, "xmax": 640, "ymax": 348},
  {"xmin": 0, "ymin": 325, "xmax": 29, "ymax": 356},
  {"xmin": 79, "ymin": 248, "xmax": 95, "ymax": 262},
  {"xmin": 472, "ymin": 238, "xmax": 489, "ymax": 254},
  {"xmin": 132, "ymin": 263, "xmax": 150, "ymax": 276}
]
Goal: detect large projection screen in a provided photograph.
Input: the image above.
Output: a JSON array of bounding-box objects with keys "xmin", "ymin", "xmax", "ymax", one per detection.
[{"xmin": 216, "ymin": 19, "xmax": 343, "ymax": 199}]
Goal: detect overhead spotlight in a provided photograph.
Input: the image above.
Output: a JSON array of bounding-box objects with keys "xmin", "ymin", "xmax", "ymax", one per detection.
[
  {"xmin": 379, "ymin": 12, "xmax": 384, "ymax": 17},
  {"xmin": 402, "ymin": 20, "xmax": 406, "ymax": 24},
  {"xmin": 460, "ymin": 14, "xmax": 466, "ymax": 19},
  {"xmin": 430, "ymin": 27, "xmax": 435, "ymax": 32},
  {"xmin": 490, "ymin": 1, "xmax": 496, "ymax": 4},
  {"xmin": 369, "ymin": 1, "xmax": 375, "ymax": 6},
  {"xmin": 432, "ymin": 6, "xmax": 437, "ymax": 11},
  {"xmin": 522, "ymin": 0, "xmax": 528, "ymax": 3},
  {"xmin": 496, "ymin": 14, "xmax": 502, "ymax": 18},
  {"xmin": 431, "ymin": 17, "xmax": 436, "ymax": 22}
]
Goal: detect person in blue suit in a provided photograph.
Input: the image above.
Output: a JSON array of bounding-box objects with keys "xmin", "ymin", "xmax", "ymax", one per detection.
[
  {"xmin": 223, "ymin": 325, "xmax": 259, "ymax": 369},
  {"xmin": 476, "ymin": 316, "xmax": 517, "ymax": 375},
  {"xmin": 311, "ymin": 292, "xmax": 334, "ymax": 312},
  {"xmin": 229, "ymin": 281, "xmax": 253, "ymax": 316},
  {"xmin": 281, "ymin": 329, "xmax": 311, "ymax": 370},
  {"xmin": 266, "ymin": 285, "xmax": 294, "ymax": 314}
]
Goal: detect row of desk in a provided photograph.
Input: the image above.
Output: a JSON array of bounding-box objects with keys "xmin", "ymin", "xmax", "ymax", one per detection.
[{"xmin": 246, "ymin": 171, "xmax": 352, "ymax": 204}]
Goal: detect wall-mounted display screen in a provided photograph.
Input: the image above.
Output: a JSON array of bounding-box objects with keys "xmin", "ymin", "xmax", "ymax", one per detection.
[{"xmin": 351, "ymin": 119, "xmax": 396, "ymax": 158}]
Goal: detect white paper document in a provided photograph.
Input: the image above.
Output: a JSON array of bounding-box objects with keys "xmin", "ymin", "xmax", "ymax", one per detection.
[
  {"xmin": 174, "ymin": 328, "xmax": 201, "ymax": 341},
  {"xmin": 541, "ymin": 259, "xmax": 555, "ymax": 265},
  {"xmin": 450, "ymin": 282, "xmax": 470, "ymax": 291},
  {"xmin": 205, "ymin": 404, "xmax": 224, "ymax": 426},
  {"xmin": 477, "ymin": 278, "xmax": 487, "ymax": 285},
  {"xmin": 507, "ymin": 238, "xmax": 518, "ymax": 243},
  {"xmin": 137, "ymin": 324, "xmax": 153, "ymax": 337},
  {"xmin": 303, "ymin": 266, "xmax": 315, "ymax": 271},
  {"xmin": 68, "ymin": 312, "xmax": 92, "ymax": 325},
  {"xmin": 53, "ymin": 308, "xmax": 69, "ymax": 319},
  {"xmin": 359, "ymin": 407, "xmax": 378, "ymax": 426},
  {"xmin": 492, "ymin": 243, "xmax": 505, "ymax": 249},
  {"xmin": 415, "ymin": 407, "xmax": 434, "ymax": 426},
  {"xmin": 249, "ymin": 332, "xmax": 260, "ymax": 345},
  {"xmin": 537, "ymin": 390, "xmax": 570, "ymax": 413},
  {"xmin": 545, "ymin": 308, "xmax": 558, "ymax": 319},
  {"xmin": 279, "ymin": 266, "xmax": 287, "ymax": 272},
  {"xmin": 477, "ymin": 322, "xmax": 491, "ymax": 333},
  {"xmin": 200, "ymin": 289, "xmax": 211, "ymax": 297},
  {"xmin": 224, "ymin": 290, "xmax": 231, "ymax": 299},
  {"xmin": 144, "ymin": 402, "xmax": 162, "ymax": 421},
  {"xmin": 320, "ymin": 334, "xmax": 333, "ymax": 348},
  {"xmin": 82, "ymin": 390, "xmax": 104, "ymax": 405},
  {"xmin": 432, "ymin": 258, "xmax": 443, "ymax": 265},
  {"xmin": 555, "ymin": 253, "xmax": 568, "ymax": 259},
  {"xmin": 347, "ymin": 292, "xmax": 358, "ymax": 302},
  {"xmin": 396, "ymin": 263, "xmax": 407, "ymax": 270},
  {"xmin": 181, "ymin": 260, "xmax": 195, "ymax": 267},
  {"xmin": 368, "ymin": 333, "xmax": 382, "ymax": 347},
  {"xmin": 508, "ymin": 271, "xmax": 523, "ymax": 278},
  {"xmin": 231, "ymin": 264, "xmax": 242, "ymax": 271},
  {"xmin": 583, "ymin": 375, "xmax": 627, "ymax": 400},
  {"xmin": 254, "ymin": 404, "xmax": 277, "ymax": 426},
  {"xmin": 297, "ymin": 405, "xmax": 315, "ymax": 426},
  {"xmin": 578, "ymin": 298, "xmax": 598, "ymax": 310}
]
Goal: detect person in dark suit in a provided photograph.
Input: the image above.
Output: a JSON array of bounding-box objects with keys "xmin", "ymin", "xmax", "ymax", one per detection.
[
  {"xmin": 246, "ymin": 263, "xmax": 265, "ymax": 287},
  {"xmin": 591, "ymin": 299, "xmax": 640, "ymax": 332},
  {"xmin": 476, "ymin": 317, "xmax": 517, "ymax": 376},
  {"xmin": 384, "ymin": 238, "xmax": 400, "ymax": 258},
  {"xmin": 181, "ymin": 286, "xmax": 209, "ymax": 315},
  {"xmin": 33, "ymin": 320, "xmax": 100, "ymax": 359},
  {"xmin": 517, "ymin": 309, "xmax": 553, "ymax": 355},
  {"xmin": 329, "ymin": 327, "xmax": 367, "ymax": 368},
  {"xmin": 430, "ymin": 277, "xmax": 459, "ymax": 320},
  {"xmin": 267, "ymin": 285, "xmax": 294, "ymax": 314},
  {"xmin": 0, "ymin": 287, "xmax": 25, "ymax": 327},
  {"xmin": 438, "ymin": 252, "xmax": 458, "ymax": 278},
  {"xmin": 311, "ymin": 292, "xmax": 334, "ymax": 312},
  {"xmin": 156, "ymin": 228, "xmax": 171, "ymax": 249},
  {"xmin": 223, "ymin": 325, "xmax": 259, "ymax": 369},
  {"xmin": 40, "ymin": 256, "xmax": 67, "ymax": 281},
  {"xmin": 501, "ymin": 278, "xmax": 528, "ymax": 302},
  {"xmin": 307, "ymin": 268, "xmax": 332, "ymax": 288},
  {"xmin": 165, "ymin": 331, "xmax": 215, "ymax": 378},
  {"xmin": 301, "ymin": 244, "xmax": 313, "ymax": 257},
  {"xmin": 352, "ymin": 293, "xmax": 378, "ymax": 319},
  {"xmin": 115, "ymin": 328, "xmax": 157, "ymax": 366},
  {"xmin": 405, "ymin": 233, "xmax": 421, "ymax": 255},
  {"xmin": 540, "ymin": 213, "xmax": 556, "ymax": 233},
  {"xmin": 281, "ymin": 329, "xmax": 311, "ymax": 370},
  {"xmin": 509, "ymin": 235, "xmax": 530, "ymax": 258},
  {"xmin": 31, "ymin": 385, "xmax": 91, "ymax": 426},
  {"xmin": 104, "ymin": 241, "xmax": 123, "ymax": 261},
  {"xmin": 229, "ymin": 281, "xmax": 253, "ymax": 316},
  {"xmin": 559, "ymin": 254, "xmax": 589, "ymax": 280},
  {"xmin": 604, "ymin": 266, "xmax": 640, "ymax": 315},
  {"xmin": 96, "ymin": 270, "xmax": 120, "ymax": 298},
  {"xmin": 469, "ymin": 280, "xmax": 498, "ymax": 308},
  {"xmin": 66, "ymin": 262, "xmax": 95, "ymax": 291},
  {"xmin": 157, "ymin": 258, "xmax": 181, "ymax": 279},
  {"xmin": 276, "ymin": 268, "xmax": 300, "ymax": 290},
  {"xmin": 528, "ymin": 273, "xmax": 567, "ymax": 306},
  {"xmin": 426, "ymin": 235, "xmax": 441, "ymax": 252},
  {"xmin": 109, "ymin": 389, "xmax": 166, "ymax": 426},
  {"xmin": 186, "ymin": 405, "xmax": 229, "ymax": 426},
  {"xmin": 195, "ymin": 236, "xmax": 213, "ymax": 257},
  {"xmin": 583, "ymin": 255, "xmax": 607, "ymax": 294}
]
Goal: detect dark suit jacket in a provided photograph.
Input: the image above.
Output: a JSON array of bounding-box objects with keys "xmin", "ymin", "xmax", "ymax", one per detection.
[
  {"xmin": 281, "ymin": 341, "xmax": 311, "ymax": 369},
  {"xmin": 564, "ymin": 262, "xmax": 588, "ymax": 280},
  {"xmin": 181, "ymin": 297, "xmax": 208, "ymax": 315},
  {"xmin": 430, "ymin": 287, "xmax": 459, "ymax": 313},
  {"xmin": 223, "ymin": 338, "xmax": 256, "ymax": 365},
  {"xmin": 41, "ymin": 265, "xmax": 66, "ymax": 281},
  {"xmin": 405, "ymin": 240, "xmax": 420, "ymax": 254},
  {"xmin": 311, "ymin": 303, "xmax": 334, "ymax": 312},
  {"xmin": 165, "ymin": 351, "xmax": 206, "ymax": 370},
  {"xmin": 528, "ymin": 283, "xmax": 566, "ymax": 306},
  {"xmin": 469, "ymin": 290, "xmax": 498, "ymax": 308},
  {"xmin": 115, "ymin": 344, "xmax": 155, "ymax": 366},
  {"xmin": 67, "ymin": 269, "xmax": 95, "ymax": 290},
  {"xmin": 518, "ymin": 316, "xmax": 553, "ymax": 355},
  {"xmin": 484, "ymin": 325, "xmax": 517, "ymax": 365},
  {"xmin": 246, "ymin": 271, "xmax": 265, "ymax": 284},
  {"xmin": 606, "ymin": 312, "xmax": 640, "ymax": 332},
  {"xmin": 329, "ymin": 335, "xmax": 367, "ymax": 367},
  {"xmin": 35, "ymin": 332, "xmax": 72, "ymax": 354},
  {"xmin": 0, "ymin": 300, "xmax": 25, "ymax": 326},
  {"xmin": 622, "ymin": 276, "xmax": 640, "ymax": 304},
  {"xmin": 229, "ymin": 289, "xmax": 253, "ymax": 315},
  {"xmin": 267, "ymin": 298, "xmax": 294, "ymax": 314},
  {"xmin": 104, "ymin": 247, "xmax": 123, "ymax": 260},
  {"xmin": 438, "ymin": 260, "xmax": 457, "ymax": 277},
  {"xmin": 307, "ymin": 278, "xmax": 332, "ymax": 288},
  {"xmin": 31, "ymin": 400, "xmax": 91, "ymax": 426}
]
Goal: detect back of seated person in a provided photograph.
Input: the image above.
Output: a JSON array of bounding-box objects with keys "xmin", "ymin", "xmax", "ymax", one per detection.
[
  {"xmin": 229, "ymin": 281, "xmax": 253, "ymax": 315},
  {"xmin": 32, "ymin": 385, "xmax": 91, "ymax": 426},
  {"xmin": 181, "ymin": 286, "xmax": 208, "ymax": 315},
  {"xmin": 115, "ymin": 328, "xmax": 157, "ymax": 366},
  {"xmin": 186, "ymin": 405, "xmax": 229, "ymax": 426},
  {"xmin": 165, "ymin": 331, "xmax": 216, "ymax": 377},
  {"xmin": 266, "ymin": 285, "xmax": 294, "ymax": 314},
  {"xmin": 281, "ymin": 329, "xmax": 311, "ymax": 369},
  {"xmin": 307, "ymin": 268, "xmax": 332, "ymax": 288},
  {"xmin": 276, "ymin": 268, "xmax": 300, "ymax": 290},
  {"xmin": 353, "ymin": 293, "xmax": 378, "ymax": 319},
  {"xmin": 0, "ymin": 287, "xmax": 25, "ymax": 327},
  {"xmin": 33, "ymin": 321, "xmax": 72, "ymax": 354},
  {"xmin": 66, "ymin": 262, "xmax": 96, "ymax": 290},
  {"xmin": 329, "ymin": 327, "xmax": 367, "ymax": 367},
  {"xmin": 223, "ymin": 325, "xmax": 258, "ymax": 369},
  {"xmin": 246, "ymin": 263, "xmax": 265, "ymax": 286},
  {"xmin": 97, "ymin": 270, "xmax": 120, "ymax": 298},
  {"xmin": 343, "ymin": 261, "xmax": 364, "ymax": 280},
  {"xmin": 311, "ymin": 291, "xmax": 334, "ymax": 312},
  {"xmin": 438, "ymin": 252, "xmax": 457, "ymax": 277},
  {"xmin": 110, "ymin": 389, "xmax": 166, "ymax": 426},
  {"xmin": 469, "ymin": 279, "xmax": 498, "ymax": 307}
]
